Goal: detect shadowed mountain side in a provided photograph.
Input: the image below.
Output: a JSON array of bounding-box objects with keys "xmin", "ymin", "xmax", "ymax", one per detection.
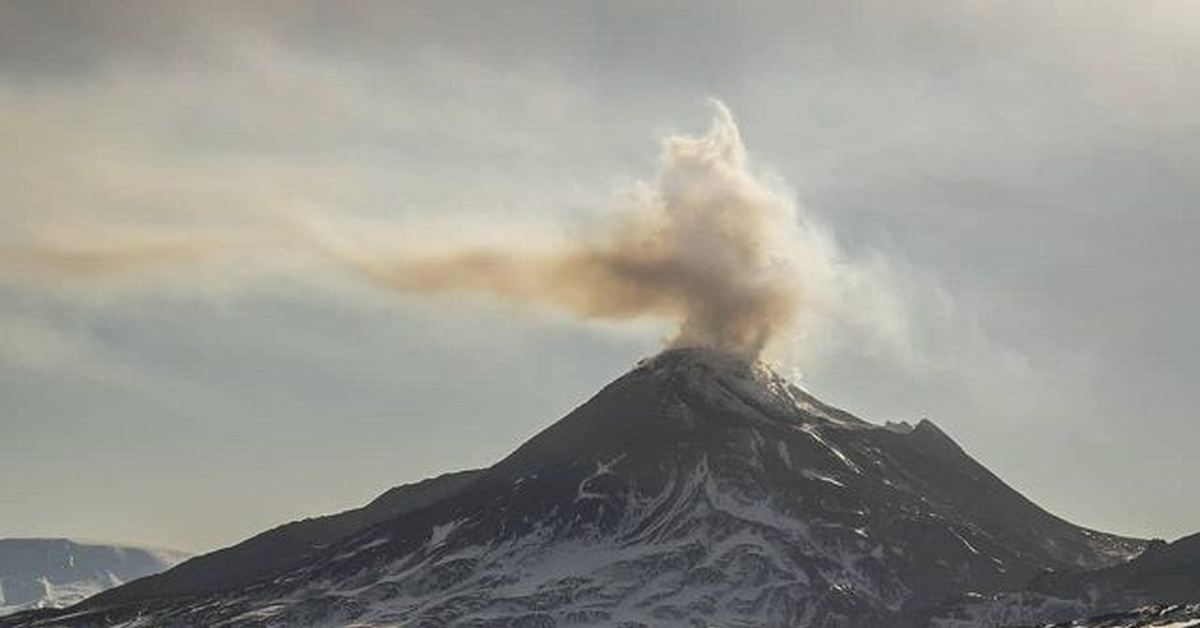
[
  {"xmin": 931, "ymin": 531, "xmax": 1200, "ymax": 627},
  {"xmin": 82, "ymin": 470, "xmax": 481, "ymax": 608},
  {"xmin": 1038, "ymin": 531, "xmax": 1200, "ymax": 606}
]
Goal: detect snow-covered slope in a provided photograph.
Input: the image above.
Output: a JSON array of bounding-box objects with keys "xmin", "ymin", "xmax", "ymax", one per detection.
[
  {"xmin": 932, "ymin": 531, "xmax": 1200, "ymax": 627},
  {"xmin": 1042, "ymin": 604, "xmax": 1200, "ymax": 628},
  {"xmin": 3, "ymin": 348, "xmax": 1147, "ymax": 628},
  {"xmin": 1003, "ymin": 604, "xmax": 1200, "ymax": 628},
  {"xmin": 0, "ymin": 539, "xmax": 186, "ymax": 617}
]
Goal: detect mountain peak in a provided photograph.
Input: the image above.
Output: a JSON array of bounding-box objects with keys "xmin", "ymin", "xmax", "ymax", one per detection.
[
  {"xmin": 630, "ymin": 346, "xmax": 868, "ymax": 431},
  {"xmin": 9, "ymin": 353, "xmax": 1148, "ymax": 628},
  {"xmin": 638, "ymin": 345, "xmax": 760, "ymax": 373}
]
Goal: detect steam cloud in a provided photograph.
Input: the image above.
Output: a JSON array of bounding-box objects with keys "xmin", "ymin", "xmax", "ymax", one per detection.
[{"xmin": 341, "ymin": 103, "xmax": 803, "ymax": 357}]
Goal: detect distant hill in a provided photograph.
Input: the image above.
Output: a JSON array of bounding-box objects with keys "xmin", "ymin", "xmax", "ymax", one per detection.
[
  {"xmin": 0, "ymin": 539, "xmax": 187, "ymax": 616},
  {"xmin": 932, "ymin": 531, "xmax": 1200, "ymax": 626}
]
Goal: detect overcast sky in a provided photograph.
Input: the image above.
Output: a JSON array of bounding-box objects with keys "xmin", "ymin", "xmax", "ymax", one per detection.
[{"xmin": 1, "ymin": 1, "xmax": 1197, "ymax": 553}]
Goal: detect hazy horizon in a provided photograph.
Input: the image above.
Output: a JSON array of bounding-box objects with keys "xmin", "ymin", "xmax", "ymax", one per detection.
[{"xmin": 2, "ymin": 1, "xmax": 1198, "ymax": 553}]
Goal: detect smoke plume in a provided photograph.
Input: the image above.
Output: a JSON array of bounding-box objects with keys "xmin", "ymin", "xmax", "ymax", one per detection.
[
  {"xmin": 340, "ymin": 102, "xmax": 803, "ymax": 357},
  {"xmin": 0, "ymin": 237, "xmax": 229, "ymax": 277},
  {"xmin": 1, "ymin": 103, "xmax": 815, "ymax": 359}
]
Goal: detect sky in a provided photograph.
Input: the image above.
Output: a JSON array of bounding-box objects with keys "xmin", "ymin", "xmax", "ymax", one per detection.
[{"xmin": 1, "ymin": 1, "xmax": 1198, "ymax": 553}]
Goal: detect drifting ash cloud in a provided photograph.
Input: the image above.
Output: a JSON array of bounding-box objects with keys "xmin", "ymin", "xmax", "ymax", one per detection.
[
  {"xmin": 0, "ymin": 237, "xmax": 229, "ymax": 277},
  {"xmin": 335, "ymin": 103, "xmax": 806, "ymax": 357},
  {"xmin": 1, "ymin": 102, "xmax": 893, "ymax": 363}
]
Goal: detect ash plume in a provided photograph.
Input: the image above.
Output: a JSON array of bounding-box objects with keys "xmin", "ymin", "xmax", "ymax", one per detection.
[
  {"xmin": 341, "ymin": 102, "xmax": 803, "ymax": 357},
  {"xmin": 0, "ymin": 237, "xmax": 229, "ymax": 277},
  {"xmin": 1, "ymin": 103, "xmax": 818, "ymax": 359}
]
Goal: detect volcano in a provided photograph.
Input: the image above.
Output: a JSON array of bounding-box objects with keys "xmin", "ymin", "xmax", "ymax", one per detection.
[{"xmin": 3, "ymin": 348, "xmax": 1145, "ymax": 628}]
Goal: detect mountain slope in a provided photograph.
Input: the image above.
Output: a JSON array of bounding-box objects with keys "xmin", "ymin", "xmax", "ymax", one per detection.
[
  {"xmin": 81, "ymin": 469, "xmax": 481, "ymax": 609},
  {"xmin": 1041, "ymin": 604, "xmax": 1200, "ymax": 628},
  {"xmin": 1035, "ymin": 531, "xmax": 1200, "ymax": 612},
  {"xmin": 0, "ymin": 540, "xmax": 186, "ymax": 617},
  {"xmin": 933, "ymin": 532, "xmax": 1200, "ymax": 627},
  {"xmin": 4, "ymin": 348, "xmax": 1146, "ymax": 628}
]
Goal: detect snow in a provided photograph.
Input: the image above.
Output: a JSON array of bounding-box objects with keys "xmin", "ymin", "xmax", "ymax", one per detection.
[
  {"xmin": 776, "ymin": 441, "xmax": 793, "ymax": 469},
  {"xmin": 428, "ymin": 520, "xmax": 464, "ymax": 548},
  {"xmin": 799, "ymin": 424, "xmax": 862, "ymax": 474},
  {"xmin": 801, "ymin": 469, "xmax": 845, "ymax": 487},
  {"xmin": 0, "ymin": 539, "xmax": 187, "ymax": 617},
  {"xmin": 575, "ymin": 455, "xmax": 625, "ymax": 503},
  {"xmin": 950, "ymin": 528, "xmax": 982, "ymax": 556}
]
